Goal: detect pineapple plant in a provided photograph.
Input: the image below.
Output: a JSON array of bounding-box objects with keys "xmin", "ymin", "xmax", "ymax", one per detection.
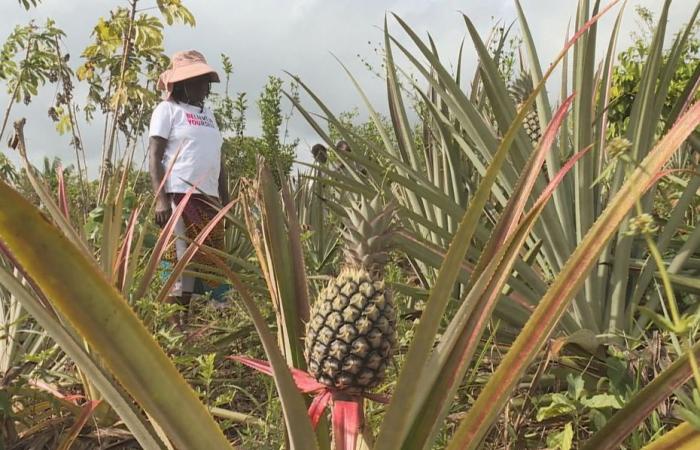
[
  {"xmin": 304, "ymin": 195, "xmax": 397, "ymax": 393},
  {"xmin": 232, "ymin": 192, "xmax": 398, "ymax": 449},
  {"xmin": 509, "ymin": 71, "xmax": 542, "ymax": 145}
]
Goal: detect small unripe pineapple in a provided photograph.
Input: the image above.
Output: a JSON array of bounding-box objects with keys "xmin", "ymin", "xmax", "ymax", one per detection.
[{"xmin": 509, "ymin": 72, "xmax": 542, "ymax": 145}]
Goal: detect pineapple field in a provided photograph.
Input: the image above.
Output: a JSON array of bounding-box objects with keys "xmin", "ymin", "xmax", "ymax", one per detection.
[{"xmin": 1, "ymin": 0, "xmax": 700, "ymax": 449}]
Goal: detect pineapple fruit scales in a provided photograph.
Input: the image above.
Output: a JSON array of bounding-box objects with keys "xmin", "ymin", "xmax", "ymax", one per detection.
[
  {"xmin": 509, "ymin": 72, "xmax": 542, "ymax": 145},
  {"xmin": 304, "ymin": 196, "xmax": 397, "ymax": 393}
]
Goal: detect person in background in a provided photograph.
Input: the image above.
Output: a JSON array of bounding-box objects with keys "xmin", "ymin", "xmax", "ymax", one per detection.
[{"xmin": 148, "ymin": 50, "xmax": 230, "ymax": 325}]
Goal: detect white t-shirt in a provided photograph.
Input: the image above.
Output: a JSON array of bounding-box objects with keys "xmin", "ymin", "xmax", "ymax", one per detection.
[{"xmin": 148, "ymin": 100, "xmax": 223, "ymax": 196}]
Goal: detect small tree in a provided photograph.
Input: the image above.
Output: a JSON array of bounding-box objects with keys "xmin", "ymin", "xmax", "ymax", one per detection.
[{"xmin": 217, "ymin": 72, "xmax": 298, "ymax": 184}]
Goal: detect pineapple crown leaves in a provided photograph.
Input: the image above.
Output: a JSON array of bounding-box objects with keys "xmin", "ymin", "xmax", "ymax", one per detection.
[
  {"xmin": 341, "ymin": 195, "xmax": 397, "ymax": 276},
  {"xmin": 509, "ymin": 71, "xmax": 535, "ymax": 103}
]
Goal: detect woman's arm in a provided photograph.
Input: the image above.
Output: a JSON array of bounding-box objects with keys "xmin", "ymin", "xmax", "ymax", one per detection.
[{"xmin": 148, "ymin": 136, "xmax": 171, "ymax": 227}]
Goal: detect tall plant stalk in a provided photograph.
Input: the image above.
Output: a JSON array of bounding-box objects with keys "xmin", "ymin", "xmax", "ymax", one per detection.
[{"xmin": 97, "ymin": 0, "xmax": 137, "ymax": 203}]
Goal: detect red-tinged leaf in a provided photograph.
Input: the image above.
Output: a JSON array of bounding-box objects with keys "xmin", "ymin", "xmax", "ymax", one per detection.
[
  {"xmin": 153, "ymin": 143, "xmax": 183, "ymax": 203},
  {"xmin": 332, "ymin": 396, "xmax": 362, "ymax": 450},
  {"xmin": 113, "ymin": 205, "xmax": 141, "ymax": 290},
  {"xmin": 645, "ymin": 168, "xmax": 700, "ymax": 191},
  {"xmin": 56, "ymin": 400, "xmax": 102, "ymax": 450},
  {"xmin": 26, "ymin": 379, "xmax": 83, "ymax": 416},
  {"xmin": 309, "ymin": 390, "xmax": 332, "ymax": 429},
  {"xmin": 229, "ymin": 355, "xmax": 275, "ymax": 374},
  {"xmin": 63, "ymin": 394, "xmax": 86, "ymax": 404},
  {"xmin": 293, "ymin": 376, "xmax": 327, "ymax": 395},
  {"xmin": 447, "ymin": 100, "xmax": 700, "ymax": 450},
  {"xmin": 134, "ymin": 187, "xmax": 195, "ymax": 299},
  {"xmin": 229, "ymin": 355, "xmax": 325, "ymax": 394},
  {"xmin": 533, "ymin": 144, "xmax": 594, "ymax": 208},
  {"xmin": 374, "ymin": 7, "xmax": 621, "ymax": 442},
  {"xmin": 471, "ymin": 93, "xmax": 575, "ymax": 282},
  {"xmin": 405, "ymin": 141, "xmax": 594, "ymax": 450},
  {"xmin": 0, "ymin": 181, "xmax": 233, "ymax": 449},
  {"xmin": 13, "ymin": 123, "xmax": 91, "ymax": 258},
  {"xmin": 392, "ymin": 231, "xmax": 533, "ymax": 311},
  {"xmin": 563, "ymin": 0, "xmax": 621, "ymax": 53},
  {"xmin": 56, "ymin": 163, "xmax": 69, "ymax": 219},
  {"xmin": 28, "ymin": 379, "xmax": 72, "ymax": 402},
  {"xmin": 133, "ymin": 143, "xmax": 184, "ymax": 299}
]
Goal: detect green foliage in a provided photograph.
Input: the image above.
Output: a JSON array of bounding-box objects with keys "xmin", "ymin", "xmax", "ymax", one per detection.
[
  {"xmin": 211, "ymin": 54, "xmax": 247, "ymax": 137},
  {"xmin": 0, "ymin": 19, "xmax": 66, "ymax": 105},
  {"xmin": 536, "ymin": 373, "xmax": 624, "ymax": 445},
  {"xmin": 259, "ymin": 77, "xmax": 284, "ymax": 152},
  {"xmin": 16, "ymin": 0, "xmax": 41, "ymax": 10},
  {"xmin": 156, "ymin": 0, "xmax": 196, "ymax": 26},
  {"xmin": 328, "ymin": 109, "xmax": 395, "ymax": 159},
  {"xmin": 608, "ymin": 6, "xmax": 700, "ymax": 137},
  {"xmin": 77, "ymin": 7, "xmax": 167, "ymax": 135},
  {"xmin": 222, "ymin": 135, "xmax": 264, "ymax": 182},
  {"xmin": 219, "ymin": 75, "xmax": 297, "ymax": 182},
  {"xmin": 257, "ymin": 76, "xmax": 297, "ymax": 177},
  {"xmin": 546, "ymin": 422, "xmax": 574, "ymax": 450},
  {"xmin": 1, "ymin": 1, "xmax": 699, "ymax": 449},
  {"xmin": 0, "ymin": 152, "xmax": 18, "ymax": 185}
]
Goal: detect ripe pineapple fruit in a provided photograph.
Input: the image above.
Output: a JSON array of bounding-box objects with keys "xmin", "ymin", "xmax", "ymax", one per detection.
[
  {"xmin": 509, "ymin": 72, "xmax": 542, "ymax": 145},
  {"xmin": 304, "ymin": 195, "xmax": 397, "ymax": 393}
]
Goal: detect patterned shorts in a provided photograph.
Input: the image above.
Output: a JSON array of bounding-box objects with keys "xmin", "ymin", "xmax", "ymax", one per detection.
[{"xmin": 163, "ymin": 193, "xmax": 229, "ymax": 300}]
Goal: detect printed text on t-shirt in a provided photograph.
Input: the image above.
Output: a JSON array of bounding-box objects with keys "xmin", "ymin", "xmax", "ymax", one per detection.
[{"xmin": 185, "ymin": 112, "xmax": 216, "ymax": 128}]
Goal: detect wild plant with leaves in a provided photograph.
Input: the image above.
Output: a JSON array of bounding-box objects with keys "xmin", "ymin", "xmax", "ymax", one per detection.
[{"xmin": 219, "ymin": 73, "xmax": 299, "ymax": 183}]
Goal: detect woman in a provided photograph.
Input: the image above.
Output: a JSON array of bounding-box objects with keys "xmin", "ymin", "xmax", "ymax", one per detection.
[{"xmin": 148, "ymin": 50, "xmax": 230, "ymax": 320}]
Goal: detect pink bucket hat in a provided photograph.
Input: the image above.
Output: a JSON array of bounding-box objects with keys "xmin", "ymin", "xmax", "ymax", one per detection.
[{"xmin": 157, "ymin": 50, "xmax": 220, "ymax": 99}]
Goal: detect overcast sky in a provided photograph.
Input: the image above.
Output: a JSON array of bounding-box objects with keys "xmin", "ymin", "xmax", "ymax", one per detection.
[{"xmin": 0, "ymin": 0, "xmax": 697, "ymax": 176}]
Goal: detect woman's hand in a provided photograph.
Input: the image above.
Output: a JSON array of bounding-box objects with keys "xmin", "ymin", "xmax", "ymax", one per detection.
[{"xmin": 155, "ymin": 196, "xmax": 172, "ymax": 228}]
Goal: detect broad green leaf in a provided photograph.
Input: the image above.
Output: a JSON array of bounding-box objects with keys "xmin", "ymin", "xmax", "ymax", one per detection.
[
  {"xmin": 547, "ymin": 422, "xmax": 574, "ymax": 450},
  {"xmin": 537, "ymin": 394, "xmax": 577, "ymax": 421},
  {"xmin": 567, "ymin": 373, "xmax": 585, "ymax": 402},
  {"xmin": 581, "ymin": 394, "xmax": 624, "ymax": 410}
]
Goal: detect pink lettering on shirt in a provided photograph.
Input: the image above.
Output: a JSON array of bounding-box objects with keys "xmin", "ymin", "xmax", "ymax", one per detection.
[{"xmin": 185, "ymin": 112, "xmax": 216, "ymax": 128}]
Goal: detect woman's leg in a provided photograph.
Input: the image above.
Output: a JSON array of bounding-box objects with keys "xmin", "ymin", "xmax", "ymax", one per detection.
[{"xmin": 165, "ymin": 194, "xmax": 195, "ymax": 326}]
